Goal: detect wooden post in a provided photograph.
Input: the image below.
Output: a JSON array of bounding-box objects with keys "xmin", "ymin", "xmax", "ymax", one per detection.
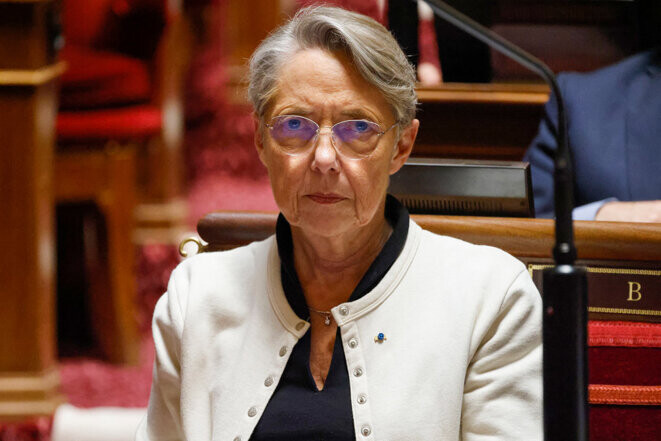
[
  {"xmin": 222, "ymin": 0, "xmax": 283, "ymax": 104},
  {"xmin": 0, "ymin": 0, "xmax": 65, "ymax": 420}
]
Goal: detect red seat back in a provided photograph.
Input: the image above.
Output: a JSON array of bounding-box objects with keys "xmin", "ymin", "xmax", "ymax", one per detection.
[{"xmin": 62, "ymin": 0, "xmax": 117, "ymax": 47}]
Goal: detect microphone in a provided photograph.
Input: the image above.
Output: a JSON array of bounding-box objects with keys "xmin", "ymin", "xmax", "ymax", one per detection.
[{"xmin": 417, "ymin": 1, "xmax": 588, "ymax": 440}]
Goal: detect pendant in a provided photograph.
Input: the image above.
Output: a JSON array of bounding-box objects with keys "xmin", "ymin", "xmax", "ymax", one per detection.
[{"xmin": 323, "ymin": 314, "xmax": 331, "ymax": 326}]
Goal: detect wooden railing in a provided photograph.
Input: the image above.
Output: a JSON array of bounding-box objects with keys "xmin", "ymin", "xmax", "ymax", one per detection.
[{"xmin": 195, "ymin": 211, "xmax": 661, "ymax": 263}]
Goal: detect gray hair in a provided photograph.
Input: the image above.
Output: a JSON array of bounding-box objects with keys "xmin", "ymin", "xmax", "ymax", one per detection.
[{"xmin": 248, "ymin": 6, "xmax": 418, "ymax": 126}]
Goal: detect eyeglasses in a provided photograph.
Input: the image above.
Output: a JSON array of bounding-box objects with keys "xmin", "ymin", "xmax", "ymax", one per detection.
[{"xmin": 264, "ymin": 114, "xmax": 398, "ymax": 159}]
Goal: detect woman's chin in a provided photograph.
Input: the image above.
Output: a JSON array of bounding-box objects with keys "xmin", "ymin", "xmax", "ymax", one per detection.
[{"xmin": 290, "ymin": 206, "xmax": 360, "ymax": 238}]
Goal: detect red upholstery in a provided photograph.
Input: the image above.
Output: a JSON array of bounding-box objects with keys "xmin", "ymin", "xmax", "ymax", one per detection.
[
  {"xmin": 59, "ymin": 0, "xmax": 171, "ymax": 111},
  {"xmin": 588, "ymin": 321, "xmax": 661, "ymax": 386},
  {"xmin": 589, "ymin": 321, "xmax": 661, "ymax": 348},
  {"xmin": 59, "ymin": 45, "xmax": 152, "ymax": 110},
  {"xmin": 57, "ymin": 105, "xmax": 162, "ymax": 141},
  {"xmin": 587, "ymin": 321, "xmax": 661, "ymax": 440},
  {"xmin": 62, "ymin": 0, "xmax": 168, "ymax": 46},
  {"xmin": 62, "ymin": 0, "xmax": 117, "ymax": 47},
  {"xmin": 591, "ymin": 406, "xmax": 661, "ymax": 441},
  {"xmin": 590, "ymin": 347, "xmax": 661, "ymax": 386}
]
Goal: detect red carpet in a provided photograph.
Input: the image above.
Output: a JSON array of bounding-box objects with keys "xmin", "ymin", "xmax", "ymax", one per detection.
[{"xmin": 59, "ymin": 339, "xmax": 155, "ymax": 409}]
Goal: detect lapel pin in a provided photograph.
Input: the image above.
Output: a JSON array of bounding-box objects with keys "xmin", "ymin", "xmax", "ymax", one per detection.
[{"xmin": 374, "ymin": 332, "xmax": 387, "ymax": 343}]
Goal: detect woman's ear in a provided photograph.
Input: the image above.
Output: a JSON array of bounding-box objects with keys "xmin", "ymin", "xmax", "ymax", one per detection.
[
  {"xmin": 389, "ymin": 118, "xmax": 419, "ymax": 175},
  {"xmin": 253, "ymin": 114, "xmax": 267, "ymax": 167}
]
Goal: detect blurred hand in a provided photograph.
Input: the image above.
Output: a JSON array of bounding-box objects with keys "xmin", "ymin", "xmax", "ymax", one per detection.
[
  {"xmin": 595, "ymin": 200, "xmax": 661, "ymax": 223},
  {"xmin": 417, "ymin": 62, "xmax": 442, "ymax": 86}
]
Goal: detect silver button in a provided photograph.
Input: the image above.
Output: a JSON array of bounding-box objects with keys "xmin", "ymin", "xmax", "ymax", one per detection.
[
  {"xmin": 233, "ymin": 437, "xmax": 241, "ymax": 441},
  {"xmin": 248, "ymin": 406, "xmax": 257, "ymax": 417},
  {"xmin": 279, "ymin": 346, "xmax": 288, "ymax": 357},
  {"xmin": 357, "ymin": 393, "xmax": 367, "ymax": 404},
  {"xmin": 339, "ymin": 305, "xmax": 349, "ymax": 316},
  {"xmin": 361, "ymin": 425, "xmax": 371, "ymax": 437},
  {"xmin": 264, "ymin": 376, "xmax": 274, "ymax": 387},
  {"xmin": 295, "ymin": 322, "xmax": 305, "ymax": 331},
  {"xmin": 348, "ymin": 338, "xmax": 358, "ymax": 348},
  {"xmin": 353, "ymin": 367, "xmax": 363, "ymax": 377}
]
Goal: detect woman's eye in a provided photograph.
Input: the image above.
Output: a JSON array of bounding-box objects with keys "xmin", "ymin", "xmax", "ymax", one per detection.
[
  {"xmin": 354, "ymin": 121, "xmax": 369, "ymax": 132},
  {"xmin": 287, "ymin": 118, "xmax": 302, "ymax": 130}
]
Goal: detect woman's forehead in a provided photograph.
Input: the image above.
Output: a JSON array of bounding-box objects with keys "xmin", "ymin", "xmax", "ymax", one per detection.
[{"xmin": 268, "ymin": 48, "xmax": 392, "ymax": 120}]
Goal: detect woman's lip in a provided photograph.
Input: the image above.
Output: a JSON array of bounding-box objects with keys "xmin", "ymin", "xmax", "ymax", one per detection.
[{"xmin": 307, "ymin": 194, "xmax": 345, "ymax": 204}]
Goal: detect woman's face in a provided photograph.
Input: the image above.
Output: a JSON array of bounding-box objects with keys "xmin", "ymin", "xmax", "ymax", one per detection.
[{"xmin": 255, "ymin": 48, "xmax": 418, "ymax": 239}]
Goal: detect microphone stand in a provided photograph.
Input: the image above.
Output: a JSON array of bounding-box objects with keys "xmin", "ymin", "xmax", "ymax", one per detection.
[{"xmin": 417, "ymin": 1, "xmax": 588, "ymax": 439}]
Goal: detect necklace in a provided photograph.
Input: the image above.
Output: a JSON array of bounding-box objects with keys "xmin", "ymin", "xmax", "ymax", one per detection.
[{"xmin": 308, "ymin": 306, "xmax": 332, "ymax": 326}]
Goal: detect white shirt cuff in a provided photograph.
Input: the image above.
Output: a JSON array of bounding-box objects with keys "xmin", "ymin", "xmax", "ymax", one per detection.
[{"xmin": 572, "ymin": 198, "xmax": 618, "ymax": 221}]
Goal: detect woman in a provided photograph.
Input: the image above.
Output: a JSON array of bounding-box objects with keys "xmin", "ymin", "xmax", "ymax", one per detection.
[{"xmin": 137, "ymin": 6, "xmax": 542, "ymax": 441}]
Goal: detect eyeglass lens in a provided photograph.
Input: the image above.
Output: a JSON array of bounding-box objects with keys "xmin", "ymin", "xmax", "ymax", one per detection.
[{"xmin": 268, "ymin": 115, "xmax": 383, "ymax": 157}]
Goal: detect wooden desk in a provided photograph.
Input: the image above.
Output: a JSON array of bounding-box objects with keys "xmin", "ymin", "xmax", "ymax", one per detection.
[{"xmin": 414, "ymin": 83, "xmax": 550, "ymax": 161}]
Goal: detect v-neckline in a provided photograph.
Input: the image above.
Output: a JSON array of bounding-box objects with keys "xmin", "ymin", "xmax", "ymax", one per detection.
[{"xmin": 306, "ymin": 327, "xmax": 342, "ymax": 392}]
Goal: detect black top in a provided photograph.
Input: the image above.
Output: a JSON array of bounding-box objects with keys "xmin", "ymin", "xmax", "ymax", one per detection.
[{"xmin": 250, "ymin": 195, "xmax": 409, "ymax": 441}]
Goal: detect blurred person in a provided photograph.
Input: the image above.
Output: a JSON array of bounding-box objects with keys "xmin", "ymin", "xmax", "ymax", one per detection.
[{"xmin": 525, "ymin": 48, "xmax": 661, "ymax": 222}]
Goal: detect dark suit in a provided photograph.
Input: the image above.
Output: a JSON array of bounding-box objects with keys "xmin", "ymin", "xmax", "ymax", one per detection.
[{"xmin": 524, "ymin": 48, "xmax": 661, "ymax": 218}]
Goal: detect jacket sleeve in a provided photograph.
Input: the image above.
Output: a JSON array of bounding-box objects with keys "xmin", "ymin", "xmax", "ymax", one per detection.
[
  {"xmin": 524, "ymin": 78, "xmax": 562, "ymax": 219},
  {"xmin": 135, "ymin": 271, "xmax": 186, "ymax": 441},
  {"xmin": 461, "ymin": 269, "xmax": 543, "ymax": 441},
  {"xmin": 525, "ymin": 73, "xmax": 618, "ymax": 219}
]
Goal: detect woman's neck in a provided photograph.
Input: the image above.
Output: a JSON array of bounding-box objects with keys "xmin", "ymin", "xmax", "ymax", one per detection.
[{"xmin": 291, "ymin": 215, "xmax": 392, "ymax": 310}]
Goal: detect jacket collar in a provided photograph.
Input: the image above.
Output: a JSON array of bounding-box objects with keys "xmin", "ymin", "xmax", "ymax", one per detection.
[
  {"xmin": 275, "ymin": 195, "xmax": 410, "ymax": 321},
  {"xmin": 266, "ymin": 241, "xmax": 310, "ymax": 338},
  {"xmin": 646, "ymin": 47, "xmax": 661, "ymax": 76},
  {"xmin": 266, "ymin": 220, "xmax": 422, "ymax": 332}
]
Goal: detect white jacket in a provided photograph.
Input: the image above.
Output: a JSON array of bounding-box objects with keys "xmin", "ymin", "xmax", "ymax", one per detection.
[{"xmin": 136, "ymin": 220, "xmax": 542, "ymax": 441}]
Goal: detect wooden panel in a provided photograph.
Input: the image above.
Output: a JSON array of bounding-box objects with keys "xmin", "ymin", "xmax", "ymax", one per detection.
[
  {"xmin": 225, "ymin": 0, "xmax": 282, "ymax": 67},
  {"xmin": 0, "ymin": 80, "xmax": 62, "ymax": 418},
  {"xmin": 0, "ymin": 368, "xmax": 63, "ymax": 419},
  {"xmin": 0, "ymin": 0, "xmax": 60, "ymax": 70},
  {"xmin": 490, "ymin": 0, "xmax": 641, "ymax": 80},
  {"xmin": 493, "ymin": 0, "xmax": 636, "ymax": 25},
  {"xmin": 0, "ymin": 0, "xmax": 63, "ymax": 419},
  {"xmin": 55, "ymin": 148, "xmax": 140, "ymax": 365},
  {"xmin": 414, "ymin": 83, "xmax": 548, "ymax": 161},
  {"xmin": 0, "ymin": 61, "xmax": 65, "ymax": 85},
  {"xmin": 0, "ymin": 83, "xmax": 57, "ymax": 372},
  {"xmin": 54, "ymin": 150, "xmax": 110, "ymax": 201}
]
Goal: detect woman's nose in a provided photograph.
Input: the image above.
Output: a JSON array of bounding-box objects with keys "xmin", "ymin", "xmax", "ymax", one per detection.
[{"xmin": 311, "ymin": 127, "xmax": 339, "ymax": 173}]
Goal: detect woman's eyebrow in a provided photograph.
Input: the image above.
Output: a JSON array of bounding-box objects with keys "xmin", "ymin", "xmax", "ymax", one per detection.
[
  {"xmin": 340, "ymin": 109, "xmax": 377, "ymax": 120},
  {"xmin": 278, "ymin": 107, "xmax": 313, "ymax": 116}
]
